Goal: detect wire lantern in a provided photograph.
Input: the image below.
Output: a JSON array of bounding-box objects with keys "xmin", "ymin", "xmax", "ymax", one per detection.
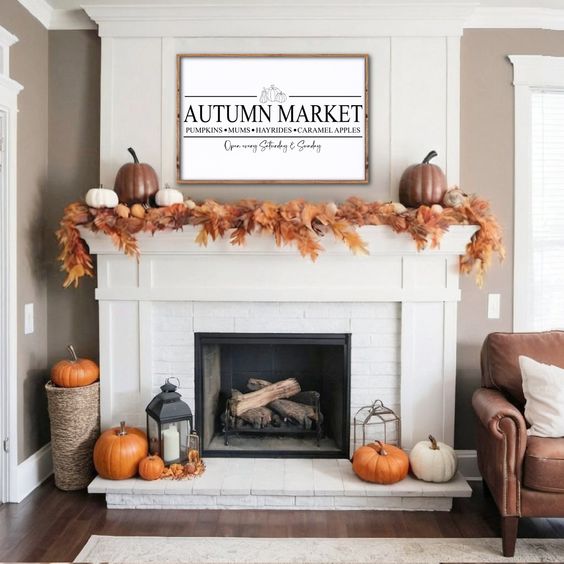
[{"xmin": 352, "ymin": 399, "xmax": 401, "ymax": 451}]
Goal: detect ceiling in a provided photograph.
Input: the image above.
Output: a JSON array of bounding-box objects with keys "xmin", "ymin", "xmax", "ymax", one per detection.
[{"xmin": 38, "ymin": 0, "xmax": 564, "ymax": 9}]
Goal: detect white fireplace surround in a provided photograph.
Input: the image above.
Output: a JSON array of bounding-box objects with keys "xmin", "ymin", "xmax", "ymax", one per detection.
[{"xmin": 81, "ymin": 224, "xmax": 477, "ymax": 453}]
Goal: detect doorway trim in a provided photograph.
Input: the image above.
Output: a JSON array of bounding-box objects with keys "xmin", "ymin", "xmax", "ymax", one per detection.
[{"xmin": 0, "ymin": 26, "xmax": 22, "ymax": 503}]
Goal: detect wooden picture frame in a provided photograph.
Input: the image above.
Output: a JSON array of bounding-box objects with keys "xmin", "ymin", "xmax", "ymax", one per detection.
[{"xmin": 177, "ymin": 54, "xmax": 369, "ymax": 184}]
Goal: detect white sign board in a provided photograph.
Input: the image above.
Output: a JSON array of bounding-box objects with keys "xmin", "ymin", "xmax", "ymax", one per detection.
[{"xmin": 177, "ymin": 55, "xmax": 368, "ymax": 184}]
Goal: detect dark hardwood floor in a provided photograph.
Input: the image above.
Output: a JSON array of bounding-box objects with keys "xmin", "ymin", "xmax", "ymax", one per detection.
[{"xmin": 1, "ymin": 479, "xmax": 564, "ymax": 562}]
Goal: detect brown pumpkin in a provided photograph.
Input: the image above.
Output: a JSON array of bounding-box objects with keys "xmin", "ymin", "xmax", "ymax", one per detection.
[
  {"xmin": 93, "ymin": 421, "xmax": 148, "ymax": 480},
  {"xmin": 352, "ymin": 441, "xmax": 409, "ymax": 485},
  {"xmin": 114, "ymin": 147, "xmax": 159, "ymax": 205},
  {"xmin": 138, "ymin": 455, "xmax": 165, "ymax": 481},
  {"xmin": 399, "ymin": 150, "xmax": 447, "ymax": 208},
  {"xmin": 51, "ymin": 345, "xmax": 99, "ymax": 388}
]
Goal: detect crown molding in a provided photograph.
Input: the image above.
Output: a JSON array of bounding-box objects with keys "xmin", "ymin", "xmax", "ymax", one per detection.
[
  {"xmin": 83, "ymin": 1, "xmax": 478, "ymax": 38},
  {"xmin": 466, "ymin": 6, "xmax": 564, "ymax": 30},
  {"xmin": 17, "ymin": 0, "xmax": 96, "ymax": 30}
]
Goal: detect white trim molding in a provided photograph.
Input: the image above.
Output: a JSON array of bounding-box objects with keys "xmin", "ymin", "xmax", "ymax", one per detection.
[
  {"xmin": 509, "ymin": 55, "xmax": 564, "ymax": 332},
  {"xmin": 83, "ymin": 1, "xmax": 477, "ymax": 38},
  {"xmin": 0, "ymin": 26, "xmax": 22, "ymax": 504},
  {"xmin": 466, "ymin": 6, "xmax": 564, "ymax": 30},
  {"xmin": 16, "ymin": 0, "xmax": 96, "ymax": 30},
  {"xmin": 15, "ymin": 442, "xmax": 53, "ymax": 502}
]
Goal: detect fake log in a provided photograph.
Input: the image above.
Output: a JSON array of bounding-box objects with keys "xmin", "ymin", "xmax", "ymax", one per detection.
[
  {"xmin": 230, "ymin": 378, "xmax": 301, "ymax": 417},
  {"xmin": 238, "ymin": 407, "xmax": 273, "ymax": 429},
  {"xmin": 247, "ymin": 378, "xmax": 272, "ymax": 392},
  {"xmin": 269, "ymin": 399, "xmax": 317, "ymax": 430}
]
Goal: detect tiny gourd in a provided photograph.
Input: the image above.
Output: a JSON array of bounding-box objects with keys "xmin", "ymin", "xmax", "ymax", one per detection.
[
  {"xmin": 138, "ymin": 455, "xmax": 165, "ymax": 481},
  {"xmin": 115, "ymin": 203, "xmax": 130, "ymax": 219},
  {"xmin": 155, "ymin": 184, "xmax": 184, "ymax": 207},
  {"xmin": 409, "ymin": 434, "xmax": 458, "ymax": 483},
  {"xmin": 85, "ymin": 185, "xmax": 118, "ymax": 209},
  {"xmin": 352, "ymin": 441, "xmax": 409, "ymax": 485},
  {"xmin": 130, "ymin": 203, "xmax": 146, "ymax": 219},
  {"xmin": 442, "ymin": 188, "xmax": 468, "ymax": 209},
  {"xmin": 51, "ymin": 345, "xmax": 99, "ymax": 388},
  {"xmin": 93, "ymin": 421, "xmax": 148, "ymax": 480}
]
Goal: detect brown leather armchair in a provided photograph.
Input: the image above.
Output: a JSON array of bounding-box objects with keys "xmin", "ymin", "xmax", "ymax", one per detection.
[{"xmin": 473, "ymin": 331, "xmax": 564, "ymax": 557}]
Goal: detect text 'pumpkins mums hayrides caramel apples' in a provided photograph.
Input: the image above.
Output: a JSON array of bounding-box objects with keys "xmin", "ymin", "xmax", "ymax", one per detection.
[
  {"xmin": 93, "ymin": 421, "xmax": 148, "ymax": 480},
  {"xmin": 114, "ymin": 147, "xmax": 159, "ymax": 205},
  {"xmin": 352, "ymin": 441, "xmax": 409, "ymax": 485},
  {"xmin": 399, "ymin": 150, "xmax": 448, "ymax": 208},
  {"xmin": 51, "ymin": 345, "xmax": 99, "ymax": 388},
  {"xmin": 409, "ymin": 435, "xmax": 458, "ymax": 483}
]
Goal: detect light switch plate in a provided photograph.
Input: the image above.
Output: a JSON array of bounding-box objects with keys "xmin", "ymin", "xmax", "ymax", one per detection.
[
  {"xmin": 24, "ymin": 303, "xmax": 34, "ymax": 335},
  {"xmin": 488, "ymin": 294, "xmax": 501, "ymax": 319}
]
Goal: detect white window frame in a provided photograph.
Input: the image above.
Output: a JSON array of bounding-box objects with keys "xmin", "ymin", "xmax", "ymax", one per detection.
[
  {"xmin": 0, "ymin": 25, "xmax": 22, "ymax": 504},
  {"xmin": 510, "ymin": 55, "xmax": 564, "ymax": 332}
]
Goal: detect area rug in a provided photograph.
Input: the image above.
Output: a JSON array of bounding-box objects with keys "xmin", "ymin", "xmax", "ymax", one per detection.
[{"xmin": 74, "ymin": 535, "xmax": 564, "ymax": 563}]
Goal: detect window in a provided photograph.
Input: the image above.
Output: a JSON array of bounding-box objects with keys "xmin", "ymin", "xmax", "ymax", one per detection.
[
  {"xmin": 510, "ymin": 56, "xmax": 564, "ymax": 331},
  {"xmin": 530, "ymin": 90, "xmax": 564, "ymax": 330}
]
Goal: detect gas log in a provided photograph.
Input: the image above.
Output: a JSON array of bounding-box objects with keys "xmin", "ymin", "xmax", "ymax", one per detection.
[
  {"xmin": 269, "ymin": 399, "xmax": 317, "ymax": 430},
  {"xmin": 238, "ymin": 407, "xmax": 273, "ymax": 429},
  {"xmin": 230, "ymin": 377, "xmax": 301, "ymax": 417}
]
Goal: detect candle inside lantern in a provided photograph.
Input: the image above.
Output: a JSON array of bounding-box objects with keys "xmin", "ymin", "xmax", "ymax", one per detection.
[{"xmin": 162, "ymin": 424, "xmax": 180, "ymax": 462}]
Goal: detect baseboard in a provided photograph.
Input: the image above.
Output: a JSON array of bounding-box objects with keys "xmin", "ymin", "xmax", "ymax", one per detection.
[
  {"xmin": 456, "ymin": 449, "xmax": 480, "ymax": 481},
  {"xmin": 16, "ymin": 442, "xmax": 53, "ymax": 502}
]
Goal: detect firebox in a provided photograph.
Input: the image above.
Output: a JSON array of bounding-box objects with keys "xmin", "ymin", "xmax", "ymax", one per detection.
[{"xmin": 194, "ymin": 333, "xmax": 351, "ymax": 458}]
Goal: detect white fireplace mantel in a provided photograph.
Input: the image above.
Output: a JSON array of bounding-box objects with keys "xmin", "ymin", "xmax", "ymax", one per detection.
[{"xmin": 81, "ymin": 224, "xmax": 477, "ymax": 453}]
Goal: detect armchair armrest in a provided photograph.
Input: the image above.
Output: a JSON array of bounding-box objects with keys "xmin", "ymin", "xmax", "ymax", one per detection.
[{"xmin": 472, "ymin": 387, "xmax": 528, "ymax": 516}]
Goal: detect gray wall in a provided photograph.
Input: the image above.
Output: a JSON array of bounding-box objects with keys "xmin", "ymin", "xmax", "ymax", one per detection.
[
  {"xmin": 46, "ymin": 31, "xmax": 100, "ymax": 368},
  {"xmin": 455, "ymin": 29, "xmax": 564, "ymax": 448},
  {"xmin": 0, "ymin": 0, "xmax": 50, "ymax": 463}
]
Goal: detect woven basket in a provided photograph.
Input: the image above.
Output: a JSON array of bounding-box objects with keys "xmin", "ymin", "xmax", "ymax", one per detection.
[{"xmin": 45, "ymin": 381, "xmax": 100, "ymax": 491}]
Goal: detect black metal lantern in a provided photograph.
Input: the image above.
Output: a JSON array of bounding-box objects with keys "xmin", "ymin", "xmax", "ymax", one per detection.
[{"xmin": 146, "ymin": 378, "xmax": 193, "ymax": 465}]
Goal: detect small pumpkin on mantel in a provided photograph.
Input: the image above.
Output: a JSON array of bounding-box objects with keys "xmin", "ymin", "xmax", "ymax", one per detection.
[
  {"xmin": 85, "ymin": 185, "xmax": 118, "ymax": 209},
  {"xmin": 155, "ymin": 184, "xmax": 184, "ymax": 207},
  {"xmin": 114, "ymin": 147, "xmax": 159, "ymax": 205},
  {"xmin": 399, "ymin": 150, "xmax": 448, "ymax": 208}
]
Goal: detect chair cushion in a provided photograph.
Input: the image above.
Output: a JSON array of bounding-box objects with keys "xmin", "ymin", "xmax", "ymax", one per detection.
[
  {"xmin": 524, "ymin": 436, "xmax": 564, "ymax": 493},
  {"xmin": 481, "ymin": 331, "xmax": 564, "ymax": 406}
]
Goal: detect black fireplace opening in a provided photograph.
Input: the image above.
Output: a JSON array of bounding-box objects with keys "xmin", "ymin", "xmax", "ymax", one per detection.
[{"xmin": 194, "ymin": 333, "xmax": 351, "ymax": 458}]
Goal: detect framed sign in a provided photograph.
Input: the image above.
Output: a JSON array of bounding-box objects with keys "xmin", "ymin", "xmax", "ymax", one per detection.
[{"xmin": 177, "ymin": 54, "xmax": 368, "ymax": 184}]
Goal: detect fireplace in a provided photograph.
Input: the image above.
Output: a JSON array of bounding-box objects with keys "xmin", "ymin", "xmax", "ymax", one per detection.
[{"xmin": 195, "ymin": 333, "xmax": 351, "ymax": 458}]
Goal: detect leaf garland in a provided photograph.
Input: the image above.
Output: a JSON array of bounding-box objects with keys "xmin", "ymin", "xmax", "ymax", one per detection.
[{"xmin": 56, "ymin": 194, "xmax": 504, "ymax": 289}]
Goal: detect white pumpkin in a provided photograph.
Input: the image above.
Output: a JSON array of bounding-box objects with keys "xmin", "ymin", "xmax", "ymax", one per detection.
[
  {"xmin": 155, "ymin": 184, "xmax": 183, "ymax": 207},
  {"xmin": 391, "ymin": 202, "xmax": 407, "ymax": 214},
  {"xmin": 409, "ymin": 435, "xmax": 458, "ymax": 483},
  {"xmin": 430, "ymin": 203, "xmax": 443, "ymax": 215},
  {"xmin": 85, "ymin": 186, "xmax": 118, "ymax": 209}
]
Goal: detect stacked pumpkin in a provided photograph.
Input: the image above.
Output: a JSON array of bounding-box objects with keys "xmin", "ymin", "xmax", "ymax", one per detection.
[
  {"xmin": 84, "ymin": 147, "xmax": 187, "ymax": 217},
  {"xmin": 351, "ymin": 435, "xmax": 457, "ymax": 485}
]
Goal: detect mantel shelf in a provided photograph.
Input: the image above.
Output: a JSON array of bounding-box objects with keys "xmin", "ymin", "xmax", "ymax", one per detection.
[{"xmin": 79, "ymin": 224, "xmax": 479, "ymax": 258}]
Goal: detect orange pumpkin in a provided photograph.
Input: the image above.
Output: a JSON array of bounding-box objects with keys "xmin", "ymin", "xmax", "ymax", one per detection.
[
  {"xmin": 139, "ymin": 455, "xmax": 164, "ymax": 481},
  {"xmin": 93, "ymin": 421, "xmax": 148, "ymax": 480},
  {"xmin": 352, "ymin": 441, "xmax": 409, "ymax": 485},
  {"xmin": 51, "ymin": 345, "xmax": 99, "ymax": 388},
  {"xmin": 399, "ymin": 150, "xmax": 448, "ymax": 208},
  {"xmin": 114, "ymin": 147, "xmax": 159, "ymax": 205}
]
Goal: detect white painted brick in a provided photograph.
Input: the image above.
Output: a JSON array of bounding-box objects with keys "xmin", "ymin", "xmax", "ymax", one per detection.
[
  {"xmin": 295, "ymin": 496, "xmax": 335, "ymax": 508},
  {"xmin": 153, "ymin": 346, "xmax": 194, "ymax": 362},
  {"xmin": 350, "ymin": 362, "xmax": 370, "ymax": 376},
  {"xmin": 259, "ymin": 495, "xmax": 296, "ymax": 507},
  {"xmin": 351, "ymin": 318, "xmax": 400, "ymax": 334},
  {"xmin": 193, "ymin": 317, "xmax": 235, "ymax": 332},
  {"xmin": 352, "ymin": 347, "xmax": 399, "ymax": 363},
  {"xmin": 351, "ymin": 374, "xmax": 399, "ymax": 389},
  {"xmin": 154, "ymin": 316, "xmax": 193, "ymax": 332},
  {"xmin": 216, "ymin": 495, "xmax": 258, "ymax": 507},
  {"xmin": 278, "ymin": 303, "xmax": 306, "ymax": 318},
  {"xmin": 350, "ymin": 303, "xmax": 400, "ymax": 319},
  {"xmin": 234, "ymin": 317, "xmax": 304, "ymax": 333},
  {"xmin": 401, "ymin": 497, "xmax": 452, "ymax": 511},
  {"xmin": 153, "ymin": 331, "xmax": 193, "ymax": 346},
  {"xmin": 351, "ymin": 389, "xmax": 399, "ymax": 406},
  {"xmin": 369, "ymin": 334, "xmax": 401, "ymax": 347},
  {"xmin": 154, "ymin": 302, "xmax": 194, "ymax": 318},
  {"xmin": 369, "ymin": 362, "xmax": 401, "ymax": 376},
  {"xmin": 194, "ymin": 302, "xmax": 250, "ymax": 318},
  {"xmin": 304, "ymin": 303, "xmax": 351, "ymax": 318},
  {"xmin": 249, "ymin": 302, "xmax": 281, "ymax": 318}
]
